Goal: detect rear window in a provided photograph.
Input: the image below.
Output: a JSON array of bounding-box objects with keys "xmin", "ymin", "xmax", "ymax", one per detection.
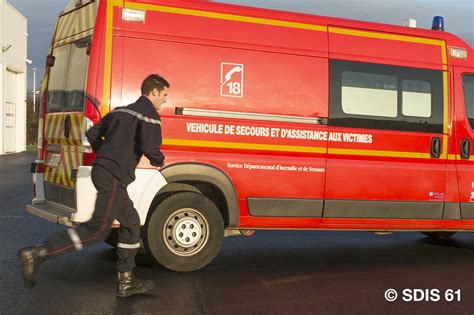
[{"xmin": 46, "ymin": 37, "xmax": 90, "ymax": 112}]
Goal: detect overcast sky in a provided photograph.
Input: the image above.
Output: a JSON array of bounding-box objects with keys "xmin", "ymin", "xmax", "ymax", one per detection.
[{"xmin": 5, "ymin": 0, "xmax": 474, "ymax": 89}]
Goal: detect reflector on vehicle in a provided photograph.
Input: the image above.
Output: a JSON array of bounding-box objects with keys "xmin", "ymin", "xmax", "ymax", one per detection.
[
  {"xmin": 122, "ymin": 8, "xmax": 146, "ymax": 23},
  {"xmin": 448, "ymin": 47, "xmax": 467, "ymax": 59}
]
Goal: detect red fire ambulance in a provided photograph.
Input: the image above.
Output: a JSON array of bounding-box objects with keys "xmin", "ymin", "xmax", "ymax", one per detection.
[{"xmin": 27, "ymin": 0, "xmax": 474, "ymax": 271}]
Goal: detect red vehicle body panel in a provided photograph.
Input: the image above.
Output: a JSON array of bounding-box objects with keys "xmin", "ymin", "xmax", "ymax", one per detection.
[{"xmin": 40, "ymin": 0, "xmax": 474, "ymax": 231}]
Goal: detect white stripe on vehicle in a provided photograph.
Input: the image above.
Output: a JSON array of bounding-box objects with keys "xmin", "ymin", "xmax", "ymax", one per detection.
[
  {"xmin": 67, "ymin": 228, "xmax": 83, "ymax": 251},
  {"xmin": 117, "ymin": 242, "xmax": 141, "ymax": 249}
]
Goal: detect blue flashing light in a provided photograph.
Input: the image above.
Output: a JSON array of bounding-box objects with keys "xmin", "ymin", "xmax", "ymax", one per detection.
[{"xmin": 432, "ymin": 16, "xmax": 444, "ymax": 31}]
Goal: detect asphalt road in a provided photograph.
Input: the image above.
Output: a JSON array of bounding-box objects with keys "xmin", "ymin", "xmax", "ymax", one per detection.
[{"xmin": 2, "ymin": 152, "xmax": 474, "ymax": 314}]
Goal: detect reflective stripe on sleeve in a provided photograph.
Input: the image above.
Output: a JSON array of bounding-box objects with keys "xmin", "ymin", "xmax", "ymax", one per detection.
[
  {"xmin": 113, "ymin": 109, "xmax": 161, "ymax": 125},
  {"xmin": 67, "ymin": 228, "xmax": 83, "ymax": 251},
  {"xmin": 117, "ymin": 242, "xmax": 141, "ymax": 249}
]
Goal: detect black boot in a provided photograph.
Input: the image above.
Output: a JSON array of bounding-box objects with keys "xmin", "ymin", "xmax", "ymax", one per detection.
[
  {"xmin": 18, "ymin": 244, "xmax": 48, "ymax": 288},
  {"xmin": 116, "ymin": 271, "xmax": 155, "ymax": 297}
]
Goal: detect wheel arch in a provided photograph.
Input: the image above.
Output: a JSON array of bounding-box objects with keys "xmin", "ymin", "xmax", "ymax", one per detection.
[{"xmin": 151, "ymin": 163, "xmax": 239, "ymax": 228}]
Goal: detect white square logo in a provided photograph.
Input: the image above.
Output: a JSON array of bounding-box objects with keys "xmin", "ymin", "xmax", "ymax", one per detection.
[{"xmin": 220, "ymin": 63, "xmax": 244, "ymax": 98}]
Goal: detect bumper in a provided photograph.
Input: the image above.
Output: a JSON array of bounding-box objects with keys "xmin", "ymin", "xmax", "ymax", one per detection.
[{"xmin": 26, "ymin": 202, "xmax": 76, "ymax": 227}]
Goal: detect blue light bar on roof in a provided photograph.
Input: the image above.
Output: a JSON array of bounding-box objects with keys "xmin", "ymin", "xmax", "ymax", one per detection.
[{"xmin": 432, "ymin": 16, "xmax": 444, "ymax": 31}]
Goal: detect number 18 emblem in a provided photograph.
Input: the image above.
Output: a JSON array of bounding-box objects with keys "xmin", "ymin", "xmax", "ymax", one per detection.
[{"xmin": 220, "ymin": 62, "xmax": 244, "ymax": 98}]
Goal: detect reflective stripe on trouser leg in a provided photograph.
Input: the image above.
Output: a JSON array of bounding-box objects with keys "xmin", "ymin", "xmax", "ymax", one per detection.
[
  {"xmin": 67, "ymin": 228, "xmax": 83, "ymax": 250},
  {"xmin": 117, "ymin": 242, "xmax": 140, "ymax": 249}
]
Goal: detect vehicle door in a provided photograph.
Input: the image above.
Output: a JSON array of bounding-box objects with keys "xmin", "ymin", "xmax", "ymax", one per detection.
[
  {"xmin": 323, "ymin": 60, "xmax": 448, "ymax": 222},
  {"xmin": 453, "ymin": 67, "xmax": 474, "ymax": 223},
  {"xmin": 43, "ymin": 37, "xmax": 91, "ymax": 208}
]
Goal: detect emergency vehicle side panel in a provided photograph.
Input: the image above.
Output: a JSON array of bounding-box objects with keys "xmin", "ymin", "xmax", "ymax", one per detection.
[
  {"xmin": 453, "ymin": 66, "xmax": 474, "ymax": 223},
  {"xmin": 86, "ymin": 0, "xmax": 474, "ymax": 231},
  {"xmin": 117, "ymin": 35, "xmax": 328, "ymax": 225}
]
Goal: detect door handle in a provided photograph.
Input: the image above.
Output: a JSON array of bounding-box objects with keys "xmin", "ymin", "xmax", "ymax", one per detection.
[
  {"xmin": 461, "ymin": 138, "xmax": 471, "ymax": 159},
  {"xmin": 64, "ymin": 115, "xmax": 71, "ymax": 139},
  {"xmin": 430, "ymin": 137, "xmax": 441, "ymax": 158}
]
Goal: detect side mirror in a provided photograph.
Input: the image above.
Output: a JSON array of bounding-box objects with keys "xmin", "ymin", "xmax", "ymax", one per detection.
[{"xmin": 46, "ymin": 55, "xmax": 56, "ymax": 67}]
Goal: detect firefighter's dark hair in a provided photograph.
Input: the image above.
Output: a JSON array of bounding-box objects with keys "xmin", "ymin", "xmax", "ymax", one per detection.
[{"xmin": 141, "ymin": 74, "xmax": 170, "ymax": 95}]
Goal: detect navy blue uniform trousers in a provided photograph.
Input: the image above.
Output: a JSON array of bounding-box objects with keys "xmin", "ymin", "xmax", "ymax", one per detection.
[{"xmin": 44, "ymin": 165, "xmax": 141, "ymax": 272}]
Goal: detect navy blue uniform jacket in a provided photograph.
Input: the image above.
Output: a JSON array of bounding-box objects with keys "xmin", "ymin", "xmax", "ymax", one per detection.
[{"xmin": 85, "ymin": 96, "xmax": 165, "ymax": 184}]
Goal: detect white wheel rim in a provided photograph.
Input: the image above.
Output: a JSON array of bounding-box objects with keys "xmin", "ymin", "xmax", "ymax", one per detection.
[{"xmin": 163, "ymin": 208, "xmax": 209, "ymax": 257}]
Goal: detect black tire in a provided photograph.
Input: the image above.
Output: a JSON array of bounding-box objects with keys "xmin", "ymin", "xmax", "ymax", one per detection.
[
  {"xmin": 421, "ymin": 231, "xmax": 457, "ymax": 239},
  {"xmin": 105, "ymin": 228, "xmax": 118, "ymax": 247},
  {"xmin": 144, "ymin": 192, "xmax": 224, "ymax": 272}
]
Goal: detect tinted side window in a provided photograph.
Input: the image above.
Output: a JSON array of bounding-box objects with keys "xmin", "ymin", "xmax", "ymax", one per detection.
[
  {"xmin": 342, "ymin": 72, "xmax": 397, "ymax": 117},
  {"xmin": 463, "ymin": 75, "xmax": 474, "ymax": 129},
  {"xmin": 329, "ymin": 60, "xmax": 443, "ymax": 133},
  {"xmin": 402, "ymin": 79, "xmax": 432, "ymax": 118}
]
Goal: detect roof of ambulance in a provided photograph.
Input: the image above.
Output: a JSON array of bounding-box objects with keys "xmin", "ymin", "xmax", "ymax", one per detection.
[
  {"xmin": 159, "ymin": 0, "xmax": 471, "ymax": 50},
  {"xmin": 67, "ymin": 0, "xmax": 469, "ymax": 50},
  {"xmin": 71, "ymin": 0, "xmax": 471, "ymax": 63}
]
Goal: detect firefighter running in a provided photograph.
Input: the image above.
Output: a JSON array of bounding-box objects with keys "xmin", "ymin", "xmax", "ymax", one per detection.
[{"xmin": 18, "ymin": 74, "xmax": 169, "ymax": 297}]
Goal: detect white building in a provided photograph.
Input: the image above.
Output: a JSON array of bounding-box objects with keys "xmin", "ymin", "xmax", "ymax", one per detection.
[{"xmin": 0, "ymin": 0, "xmax": 27, "ymax": 154}]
